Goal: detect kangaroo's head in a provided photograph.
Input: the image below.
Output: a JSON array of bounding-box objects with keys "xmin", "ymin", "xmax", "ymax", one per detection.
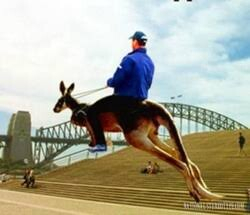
[{"xmin": 53, "ymin": 81, "xmax": 76, "ymax": 113}]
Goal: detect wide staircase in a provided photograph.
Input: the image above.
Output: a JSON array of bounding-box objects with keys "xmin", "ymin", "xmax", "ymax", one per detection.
[{"xmin": 1, "ymin": 130, "xmax": 250, "ymax": 214}]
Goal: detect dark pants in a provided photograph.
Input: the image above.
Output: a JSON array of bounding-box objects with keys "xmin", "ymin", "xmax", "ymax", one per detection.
[
  {"xmin": 21, "ymin": 175, "xmax": 29, "ymax": 187},
  {"xmin": 87, "ymin": 95, "xmax": 144, "ymax": 146},
  {"xmin": 240, "ymin": 143, "xmax": 244, "ymax": 149}
]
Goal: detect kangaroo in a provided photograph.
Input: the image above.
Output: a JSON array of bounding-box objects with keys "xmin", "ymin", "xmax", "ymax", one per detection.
[{"xmin": 53, "ymin": 81, "xmax": 223, "ymax": 202}]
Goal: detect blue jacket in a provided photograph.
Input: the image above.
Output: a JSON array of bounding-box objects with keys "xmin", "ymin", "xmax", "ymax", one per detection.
[{"xmin": 107, "ymin": 48, "xmax": 154, "ymax": 100}]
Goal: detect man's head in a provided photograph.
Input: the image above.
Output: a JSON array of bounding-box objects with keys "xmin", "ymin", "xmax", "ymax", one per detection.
[{"xmin": 129, "ymin": 31, "xmax": 148, "ymax": 50}]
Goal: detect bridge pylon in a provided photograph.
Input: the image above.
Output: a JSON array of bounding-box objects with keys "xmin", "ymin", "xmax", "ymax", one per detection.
[{"xmin": 3, "ymin": 111, "xmax": 33, "ymax": 164}]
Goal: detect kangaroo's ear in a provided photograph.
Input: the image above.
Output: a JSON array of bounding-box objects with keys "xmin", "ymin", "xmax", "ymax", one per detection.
[
  {"xmin": 67, "ymin": 83, "xmax": 75, "ymax": 94},
  {"xmin": 60, "ymin": 81, "xmax": 66, "ymax": 95}
]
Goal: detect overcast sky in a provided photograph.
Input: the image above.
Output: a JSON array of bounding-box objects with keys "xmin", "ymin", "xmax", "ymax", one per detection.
[{"xmin": 0, "ymin": 0, "xmax": 250, "ymax": 133}]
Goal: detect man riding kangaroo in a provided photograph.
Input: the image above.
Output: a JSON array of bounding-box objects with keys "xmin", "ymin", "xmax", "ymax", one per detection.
[{"xmin": 85, "ymin": 31, "xmax": 154, "ymax": 152}]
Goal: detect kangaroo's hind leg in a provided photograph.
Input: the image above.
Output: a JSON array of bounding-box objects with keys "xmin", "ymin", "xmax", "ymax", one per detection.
[
  {"xmin": 124, "ymin": 128, "xmax": 201, "ymax": 202},
  {"xmin": 149, "ymin": 126, "xmax": 208, "ymax": 190}
]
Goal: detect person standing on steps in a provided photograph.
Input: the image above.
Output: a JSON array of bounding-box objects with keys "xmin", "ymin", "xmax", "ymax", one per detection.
[
  {"xmin": 238, "ymin": 132, "xmax": 247, "ymax": 156},
  {"xmin": 87, "ymin": 31, "xmax": 155, "ymax": 152}
]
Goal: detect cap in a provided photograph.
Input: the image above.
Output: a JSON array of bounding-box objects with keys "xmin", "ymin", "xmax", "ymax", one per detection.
[{"xmin": 129, "ymin": 31, "xmax": 148, "ymax": 42}]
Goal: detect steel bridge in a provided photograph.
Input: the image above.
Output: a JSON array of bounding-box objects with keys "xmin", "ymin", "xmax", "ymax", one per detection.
[
  {"xmin": 0, "ymin": 102, "xmax": 248, "ymax": 166},
  {"xmin": 162, "ymin": 103, "xmax": 247, "ymax": 134}
]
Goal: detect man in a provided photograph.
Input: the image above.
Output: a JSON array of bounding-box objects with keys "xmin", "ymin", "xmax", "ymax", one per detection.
[
  {"xmin": 87, "ymin": 31, "xmax": 155, "ymax": 152},
  {"xmin": 238, "ymin": 132, "xmax": 247, "ymax": 156}
]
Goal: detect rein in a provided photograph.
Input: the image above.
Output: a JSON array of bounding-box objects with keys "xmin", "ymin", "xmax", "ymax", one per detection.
[{"xmin": 73, "ymin": 86, "xmax": 108, "ymax": 99}]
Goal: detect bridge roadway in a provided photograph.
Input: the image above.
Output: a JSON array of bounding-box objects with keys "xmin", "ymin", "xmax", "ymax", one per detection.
[
  {"xmin": 31, "ymin": 136, "xmax": 90, "ymax": 145},
  {"xmin": 0, "ymin": 135, "xmax": 89, "ymax": 146},
  {"xmin": 0, "ymin": 189, "xmax": 206, "ymax": 215},
  {"xmin": 0, "ymin": 135, "xmax": 126, "ymax": 146},
  {"xmin": 0, "ymin": 135, "xmax": 90, "ymax": 145}
]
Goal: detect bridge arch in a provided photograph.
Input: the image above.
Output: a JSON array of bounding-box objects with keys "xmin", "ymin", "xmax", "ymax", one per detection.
[
  {"xmin": 161, "ymin": 103, "xmax": 247, "ymax": 133},
  {"xmin": 32, "ymin": 121, "xmax": 89, "ymax": 166}
]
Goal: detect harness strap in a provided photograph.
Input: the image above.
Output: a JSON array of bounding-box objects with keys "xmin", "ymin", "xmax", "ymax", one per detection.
[{"xmin": 73, "ymin": 86, "xmax": 108, "ymax": 98}]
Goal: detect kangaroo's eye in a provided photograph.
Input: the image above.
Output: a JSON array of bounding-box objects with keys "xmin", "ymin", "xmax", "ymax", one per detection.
[{"xmin": 58, "ymin": 98, "xmax": 65, "ymax": 106}]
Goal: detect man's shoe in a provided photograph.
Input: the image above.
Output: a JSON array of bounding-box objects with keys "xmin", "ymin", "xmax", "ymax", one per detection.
[{"xmin": 88, "ymin": 144, "xmax": 107, "ymax": 153}]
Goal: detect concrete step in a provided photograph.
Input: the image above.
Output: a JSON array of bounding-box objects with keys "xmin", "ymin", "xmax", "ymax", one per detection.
[{"xmin": 2, "ymin": 180, "xmax": 248, "ymax": 214}]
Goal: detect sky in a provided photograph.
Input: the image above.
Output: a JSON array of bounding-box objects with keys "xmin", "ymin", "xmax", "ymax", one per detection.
[{"xmin": 0, "ymin": 0, "xmax": 250, "ymax": 134}]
